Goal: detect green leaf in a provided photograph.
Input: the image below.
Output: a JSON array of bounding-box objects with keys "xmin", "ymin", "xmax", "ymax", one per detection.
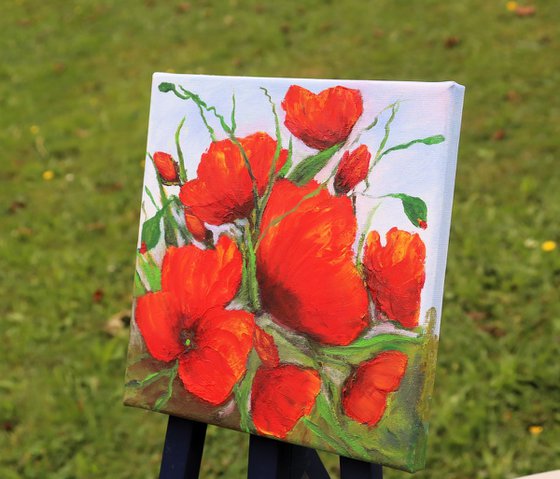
[
  {"xmin": 141, "ymin": 214, "xmax": 161, "ymax": 250},
  {"xmin": 387, "ymin": 193, "xmax": 428, "ymax": 228},
  {"xmin": 278, "ymin": 136, "xmax": 293, "ymax": 178},
  {"xmin": 158, "ymin": 82, "xmax": 175, "ymax": 93},
  {"xmin": 379, "ymin": 134, "xmax": 445, "ymax": 160},
  {"xmin": 287, "ymin": 143, "xmax": 343, "ymax": 185}
]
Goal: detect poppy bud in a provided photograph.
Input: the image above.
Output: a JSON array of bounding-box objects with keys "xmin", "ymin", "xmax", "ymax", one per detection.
[
  {"xmin": 153, "ymin": 151, "xmax": 180, "ymax": 185},
  {"xmin": 334, "ymin": 145, "xmax": 371, "ymax": 195},
  {"xmin": 184, "ymin": 209, "xmax": 212, "ymax": 244},
  {"xmin": 254, "ymin": 326, "xmax": 280, "ymax": 368}
]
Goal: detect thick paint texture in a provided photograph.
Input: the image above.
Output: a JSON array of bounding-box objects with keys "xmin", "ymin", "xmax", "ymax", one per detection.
[
  {"xmin": 342, "ymin": 351, "xmax": 408, "ymax": 426},
  {"xmin": 282, "ymin": 85, "xmax": 363, "ymax": 150},
  {"xmin": 251, "ymin": 364, "xmax": 321, "ymax": 438},
  {"xmin": 363, "ymin": 228, "xmax": 426, "ymax": 328},
  {"xmin": 257, "ymin": 179, "xmax": 369, "ymax": 345},
  {"xmin": 179, "ymin": 132, "xmax": 288, "ymax": 225},
  {"xmin": 135, "ymin": 236, "xmax": 255, "ymax": 405},
  {"xmin": 334, "ymin": 145, "xmax": 372, "ymax": 195},
  {"xmin": 153, "ymin": 151, "xmax": 180, "ymax": 183}
]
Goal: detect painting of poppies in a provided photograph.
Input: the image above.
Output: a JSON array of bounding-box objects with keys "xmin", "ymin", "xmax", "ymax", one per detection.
[{"xmin": 124, "ymin": 73, "xmax": 465, "ymax": 472}]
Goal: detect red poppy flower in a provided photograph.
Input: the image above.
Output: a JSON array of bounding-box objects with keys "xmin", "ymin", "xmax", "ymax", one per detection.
[
  {"xmin": 254, "ymin": 326, "xmax": 280, "ymax": 368},
  {"xmin": 179, "ymin": 132, "xmax": 288, "ymax": 225},
  {"xmin": 256, "ymin": 179, "xmax": 369, "ymax": 345},
  {"xmin": 251, "ymin": 364, "xmax": 321, "ymax": 438},
  {"xmin": 342, "ymin": 351, "xmax": 408, "ymax": 426},
  {"xmin": 184, "ymin": 208, "xmax": 212, "ymax": 244},
  {"xmin": 281, "ymin": 85, "xmax": 363, "ymax": 150},
  {"xmin": 362, "ymin": 228, "xmax": 426, "ymax": 329},
  {"xmin": 334, "ymin": 145, "xmax": 371, "ymax": 195},
  {"xmin": 153, "ymin": 151, "xmax": 180, "ymax": 184},
  {"xmin": 134, "ymin": 235, "xmax": 255, "ymax": 405}
]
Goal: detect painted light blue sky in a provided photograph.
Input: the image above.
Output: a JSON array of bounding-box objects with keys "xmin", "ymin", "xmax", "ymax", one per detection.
[{"xmin": 141, "ymin": 73, "xmax": 464, "ymax": 332}]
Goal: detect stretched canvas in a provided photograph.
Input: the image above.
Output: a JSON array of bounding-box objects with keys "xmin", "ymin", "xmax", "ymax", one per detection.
[{"xmin": 124, "ymin": 73, "xmax": 465, "ymax": 472}]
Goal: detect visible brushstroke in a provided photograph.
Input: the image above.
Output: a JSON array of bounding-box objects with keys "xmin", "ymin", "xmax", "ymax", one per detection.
[
  {"xmin": 334, "ymin": 145, "xmax": 372, "ymax": 195},
  {"xmin": 254, "ymin": 326, "xmax": 280, "ymax": 368},
  {"xmin": 256, "ymin": 180, "xmax": 369, "ymax": 345},
  {"xmin": 251, "ymin": 364, "xmax": 321, "ymax": 439},
  {"xmin": 282, "ymin": 85, "xmax": 363, "ymax": 150},
  {"xmin": 135, "ymin": 236, "xmax": 255, "ymax": 405},
  {"xmin": 287, "ymin": 142, "xmax": 343, "ymax": 185},
  {"xmin": 377, "ymin": 135, "xmax": 445, "ymax": 162},
  {"xmin": 342, "ymin": 351, "xmax": 408, "ymax": 426},
  {"xmin": 385, "ymin": 194, "xmax": 428, "ymax": 229},
  {"xmin": 153, "ymin": 151, "xmax": 180, "ymax": 185},
  {"xmin": 174, "ymin": 117, "xmax": 188, "ymax": 182},
  {"xmin": 363, "ymin": 228, "xmax": 426, "ymax": 328},
  {"xmin": 179, "ymin": 133, "xmax": 288, "ymax": 226}
]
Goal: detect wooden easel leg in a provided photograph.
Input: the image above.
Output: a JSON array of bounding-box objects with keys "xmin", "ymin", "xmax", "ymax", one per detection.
[
  {"xmin": 248, "ymin": 435, "xmax": 330, "ymax": 479},
  {"xmin": 159, "ymin": 416, "xmax": 207, "ymax": 479},
  {"xmin": 339, "ymin": 456, "xmax": 382, "ymax": 479}
]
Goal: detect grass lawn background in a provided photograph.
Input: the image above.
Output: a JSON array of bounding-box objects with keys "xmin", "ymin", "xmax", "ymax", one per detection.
[{"xmin": 1, "ymin": 1, "xmax": 558, "ymax": 477}]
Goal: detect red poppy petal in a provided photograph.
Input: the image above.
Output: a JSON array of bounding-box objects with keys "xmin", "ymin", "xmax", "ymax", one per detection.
[
  {"xmin": 282, "ymin": 85, "xmax": 363, "ymax": 150},
  {"xmin": 160, "ymin": 236, "xmax": 242, "ymax": 320},
  {"xmin": 342, "ymin": 351, "xmax": 408, "ymax": 426},
  {"xmin": 178, "ymin": 308, "xmax": 255, "ymax": 405},
  {"xmin": 334, "ymin": 145, "xmax": 371, "ymax": 195},
  {"xmin": 342, "ymin": 388, "xmax": 387, "ymax": 427},
  {"xmin": 254, "ymin": 326, "xmax": 280, "ymax": 368},
  {"xmin": 135, "ymin": 292, "xmax": 184, "ymax": 362},
  {"xmin": 153, "ymin": 151, "xmax": 179, "ymax": 183},
  {"xmin": 184, "ymin": 209, "xmax": 211, "ymax": 244},
  {"xmin": 251, "ymin": 365, "xmax": 321, "ymax": 439},
  {"xmin": 179, "ymin": 133, "xmax": 287, "ymax": 225},
  {"xmin": 363, "ymin": 228, "xmax": 426, "ymax": 328},
  {"xmin": 257, "ymin": 179, "xmax": 369, "ymax": 345}
]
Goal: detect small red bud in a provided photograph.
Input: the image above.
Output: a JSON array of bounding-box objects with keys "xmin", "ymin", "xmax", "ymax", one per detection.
[
  {"xmin": 334, "ymin": 145, "xmax": 371, "ymax": 195},
  {"xmin": 153, "ymin": 151, "xmax": 180, "ymax": 184},
  {"xmin": 418, "ymin": 219, "xmax": 427, "ymax": 229}
]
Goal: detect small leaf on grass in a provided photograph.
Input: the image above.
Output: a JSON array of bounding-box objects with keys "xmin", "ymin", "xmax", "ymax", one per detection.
[
  {"xmin": 141, "ymin": 214, "xmax": 162, "ymax": 250},
  {"xmin": 387, "ymin": 193, "xmax": 428, "ymax": 229},
  {"xmin": 288, "ymin": 143, "xmax": 342, "ymax": 185}
]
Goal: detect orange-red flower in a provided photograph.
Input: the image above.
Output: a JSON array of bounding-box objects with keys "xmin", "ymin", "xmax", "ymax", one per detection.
[
  {"xmin": 179, "ymin": 133, "xmax": 288, "ymax": 225},
  {"xmin": 153, "ymin": 151, "xmax": 180, "ymax": 184},
  {"xmin": 362, "ymin": 228, "xmax": 426, "ymax": 329},
  {"xmin": 251, "ymin": 364, "xmax": 321, "ymax": 438},
  {"xmin": 282, "ymin": 85, "xmax": 363, "ymax": 150},
  {"xmin": 342, "ymin": 351, "xmax": 408, "ymax": 426},
  {"xmin": 134, "ymin": 235, "xmax": 255, "ymax": 405},
  {"xmin": 257, "ymin": 179, "xmax": 369, "ymax": 345},
  {"xmin": 334, "ymin": 145, "xmax": 371, "ymax": 195},
  {"xmin": 254, "ymin": 326, "xmax": 280, "ymax": 368}
]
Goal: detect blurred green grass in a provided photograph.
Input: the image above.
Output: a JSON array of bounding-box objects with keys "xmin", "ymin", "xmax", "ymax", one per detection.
[{"xmin": 1, "ymin": 0, "xmax": 559, "ymax": 477}]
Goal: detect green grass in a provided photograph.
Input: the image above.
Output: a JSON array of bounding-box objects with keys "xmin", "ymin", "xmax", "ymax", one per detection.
[{"xmin": 1, "ymin": 0, "xmax": 559, "ymax": 477}]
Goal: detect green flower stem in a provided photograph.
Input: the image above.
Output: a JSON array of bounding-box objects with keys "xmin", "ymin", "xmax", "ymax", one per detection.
[
  {"xmin": 256, "ymin": 87, "xmax": 282, "ymax": 228},
  {"xmin": 163, "ymin": 83, "xmax": 261, "ymax": 220},
  {"xmin": 174, "ymin": 117, "xmax": 188, "ymax": 183},
  {"xmin": 356, "ymin": 203, "xmax": 380, "ymax": 269},
  {"xmin": 154, "ymin": 361, "xmax": 179, "ymax": 411},
  {"xmin": 244, "ymin": 222, "xmax": 261, "ymax": 311}
]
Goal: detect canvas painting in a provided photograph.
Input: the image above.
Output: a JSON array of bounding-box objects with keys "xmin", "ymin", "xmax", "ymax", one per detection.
[{"xmin": 124, "ymin": 73, "xmax": 465, "ymax": 472}]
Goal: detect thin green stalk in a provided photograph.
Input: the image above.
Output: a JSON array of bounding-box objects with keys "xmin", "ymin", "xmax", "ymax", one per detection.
[
  {"xmin": 356, "ymin": 203, "xmax": 380, "ymax": 268},
  {"xmin": 174, "ymin": 117, "xmax": 188, "ymax": 182},
  {"xmin": 244, "ymin": 222, "xmax": 261, "ymax": 311},
  {"xmin": 154, "ymin": 361, "xmax": 179, "ymax": 411}
]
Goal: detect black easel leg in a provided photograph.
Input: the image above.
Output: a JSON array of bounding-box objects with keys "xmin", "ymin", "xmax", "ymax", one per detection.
[
  {"xmin": 159, "ymin": 416, "xmax": 207, "ymax": 479},
  {"xmin": 248, "ymin": 434, "xmax": 280, "ymax": 479},
  {"xmin": 340, "ymin": 456, "xmax": 382, "ymax": 479},
  {"xmin": 248, "ymin": 434, "xmax": 330, "ymax": 479}
]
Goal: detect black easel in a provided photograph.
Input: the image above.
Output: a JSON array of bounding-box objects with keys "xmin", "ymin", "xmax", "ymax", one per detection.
[{"xmin": 158, "ymin": 415, "xmax": 382, "ymax": 479}]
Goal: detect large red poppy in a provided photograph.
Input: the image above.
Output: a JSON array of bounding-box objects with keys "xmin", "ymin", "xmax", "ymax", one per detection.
[
  {"xmin": 256, "ymin": 179, "xmax": 369, "ymax": 345},
  {"xmin": 251, "ymin": 364, "xmax": 321, "ymax": 439},
  {"xmin": 281, "ymin": 85, "xmax": 363, "ymax": 150},
  {"xmin": 179, "ymin": 132, "xmax": 288, "ymax": 225},
  {"xmin": 134, "ymin": 235, "xmax": 255, "ymax": 405},
  {"xmin": 334, "ymin": 145, "xmax": 371, "ymax": 195},
  {"xmin": 362, "ymin": 228, "xmax": 426, "ymax": 329},
  {"xmin": 342, "ymin": 351, "xmax": 408, "ymax": 426}
]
